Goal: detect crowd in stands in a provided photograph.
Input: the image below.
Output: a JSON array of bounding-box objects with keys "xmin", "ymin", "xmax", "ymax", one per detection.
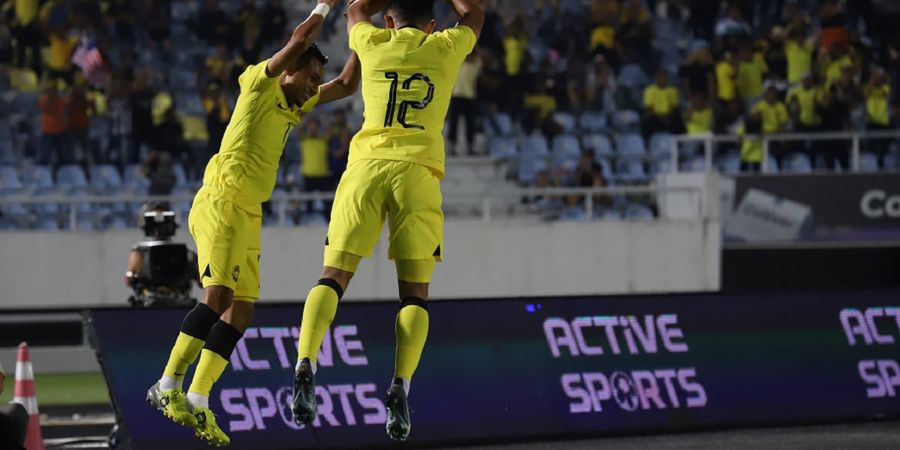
[{"xmin": 1, "ymin": 0, "xmax": 900, "ymax": 229}]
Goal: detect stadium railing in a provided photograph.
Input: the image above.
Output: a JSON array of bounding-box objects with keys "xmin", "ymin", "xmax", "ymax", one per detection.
[
  {"xmin": 0, "ymin": 185, "xmax": 706, "ymax": 231},
  {"xmin": 670, "ymin": 129, "xmax": 900, "ymax": 173}
]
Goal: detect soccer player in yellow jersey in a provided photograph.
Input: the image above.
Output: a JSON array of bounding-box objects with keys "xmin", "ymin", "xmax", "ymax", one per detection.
[
  {"xmin": 292, "ymin": 0, "xmax": 484, "ymax": 442},
  {"xmin": 146, "ymin": 1, "xmax": 361, "ymax": 446}
]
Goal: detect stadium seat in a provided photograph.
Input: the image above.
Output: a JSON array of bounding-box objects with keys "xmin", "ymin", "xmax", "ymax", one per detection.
[
  {"xmin": 717, "ymin": 152, "xmax": 741, "ymax": 174},
  {"xmin": 583, "ymin": 134, "xmax": 613, "ymax": 159},
  {"xmin": 615, "ymin": 159, "xmax": 647, "ymax": 182},
  {"xmin": 33, "ymin": 217, "xmax": 60, "ymax": 230},
  {"xmin": 884, "ymin": 152, "xmax": 899, "ymax": 170},
  {"xmin": 594, "ymin": 208, "xmax": 623, "ymax": 220},
  {"xmin": 57, "ymin": 165, "xmax": 89, "ymax": 193},
  {"xmin": 0, "ymin": 166, "xmax": 23, "ymax": 194},
  {"xmin": 578, "ymin": 111, "xmax": 607, "ymax": 133},
  {"xmin": 518, "ymin": 154, "xmax": 549, "ymax": 185},
  {"xmin": 685, "ymin": 156, "xmax": 707, "ymax": 172},
  {"xmin": 650, "ymin": 158, "xmax": 674, "ymax": 176},
  {"xmin": 551, "ymin": 135, "xmax": 582, "ymax": 169},
  {"xmin": 552, "ymin": 112, "xmax": 577, "ymax": 134},
  {"xmin": 521, "ymin": 134, "xmax": 550, "ymax": 156},
  {"xmin": 618, "ymin": 64, "xmax": 649, "ymax": 88},
  {"xmin": 558, "ymin": 205, "xmax": 587, "ymax": 221},
  {"xmin": 486, "ymin": 113, "xmax": 515, "ymax": 136},
  {"xmin": 612, "ymin": 110, "xmax": 641, "ymax": 131},
  {"xmin": 614, "ymin": 133, "xmax": 646, "ymax": 156},
  {"xmin": 860, "ymin": 152, "xmax": 879, "ymax": 172},
  {"xmin": 626, "ymin": 204, "xmax": 656, "ymax": 220},
  {"xmin": 22, "ymin": 165, "xmax": 56, "ymax": 193},
  {"xmin": 173, "ymin": 164, "xmax": 188, "ymax": 187},
  {"xmin": 124, "ymin": 164, "xmax": 151, "ymax": 192},
  {"xmin": 0, "ymin": 141, "xmax": 14, "ymax": 164},
  {"xmin": 489, "ymin": 137, "xmax": 519, "ymax": 160},
  {"xmin": 781, "ymin": 153, "xmax": 811, "ymax": 173},
  {"xmin": 90, "ymin": 164, "xmax": 123, "ymax": 194},
  {"xmin": 649, "ymin": 133, "xmax": 676, "ymax": 159}
]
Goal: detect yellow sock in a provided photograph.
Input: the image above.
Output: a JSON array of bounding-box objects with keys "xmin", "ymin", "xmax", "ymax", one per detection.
[
  {"xmin": 394, "ymin": 304, "xmax": 429, "ymax": 380},
  {"xmin": 188, "ymin": 349, "xmax": 229, "ymax": 397},
  {"xmin": 297, "ymin": 283, "xmax": 340, "ymax": 364},
  {"xmin": 162, "ymin": 332, "xmax": 205, "ymax": 383}
]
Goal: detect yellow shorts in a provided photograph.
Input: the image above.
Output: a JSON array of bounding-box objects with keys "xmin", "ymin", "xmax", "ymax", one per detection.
[
  {"xmin": 189, "ymin": 187, "xmax": 262, "ymax": 301},
  {"xmin": 326, "ymin": 159, "xmax": 443, "ymax": 265}
]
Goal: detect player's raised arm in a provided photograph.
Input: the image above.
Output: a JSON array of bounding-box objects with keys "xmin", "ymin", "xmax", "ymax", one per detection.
[
  {"xmin": 346, "ymin": 0, "xmax": 390, "ymax": 31},
  {"xmin": 267, "ymin": 0, "xmax": 342, "ymax": 78},
  {"xmin": 446, "ymin": 0, "xmax": 484, "ymax": 37},
  {"xmin": 318, "ymin": 52, "xmax": 362, "ymax": 104}
]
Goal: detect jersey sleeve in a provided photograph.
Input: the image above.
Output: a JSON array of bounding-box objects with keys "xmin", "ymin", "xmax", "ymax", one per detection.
[
  {"xmin": 239, "ymin": 59, "xmax": 277, "ymax": 92},
  {"xmin": 435, "ymin": 25, "xmax": 478, "ymax": 61},
  {"xmin": 349, "ymin": 21, "xmax": 383, "ymax": 53}
]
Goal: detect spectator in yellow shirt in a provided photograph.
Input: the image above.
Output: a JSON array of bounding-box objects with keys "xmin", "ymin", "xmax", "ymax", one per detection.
[
  {"xmin": 751, "ymin": 85, "xmax": 789, "ymax": 166},
  {"xmin": 739, "ymin": 111, "xmax": 763, "ymax": 172},
  {"xmin": 47, "ymin": 30, "xmax": 80, "ymax": 84},
  {"xmin": 684, "ymin": 94, "xmax": 714, "ymax": 135},
  {"xmin": 737, "ymin": 45, "xmax": 768, "ymax": 104},
  {"xmin": 300, "ymin": 118, "xmax": 332, "ymax": 220},
  {"xmin": 865, "ymin": 69, "xmax": 892, "ymax": 166},
  {"xmin": 787, "ymin": 74, "xmax": 821, "ymax": 132},
  {"xmin": 11, "ymin": 0, "xmax": 42, "ymax": 75},
  {"xmin": 641, "ymin": 70, "xmax": 682, "ymax": 138},
  {"xmin": 715, "ymin": 52, "xmax": 738, "ymax": 104},
  {"xmin": 784, "ymin": 29, "xmax": 815, "ymax": 85}
]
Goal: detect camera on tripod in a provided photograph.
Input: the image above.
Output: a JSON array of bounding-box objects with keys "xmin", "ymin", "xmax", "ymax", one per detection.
[{"xmin": 126, "ymin": 202, "xmax": 198, "ymax": 308}]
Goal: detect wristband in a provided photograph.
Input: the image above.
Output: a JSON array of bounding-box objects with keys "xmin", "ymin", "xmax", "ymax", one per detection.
[{"xmin": 312, "ymin": 3, "xmax": 331, "ymax": 18}]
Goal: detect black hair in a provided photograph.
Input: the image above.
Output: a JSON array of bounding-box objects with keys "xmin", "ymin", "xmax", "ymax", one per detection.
[
  {"xmin": 385, "ymin": 0, "xmax": 434, "ymax": 26},
  {"xmin": 298, "ymin": 43, "xmax": 328, "ymax": 67}
]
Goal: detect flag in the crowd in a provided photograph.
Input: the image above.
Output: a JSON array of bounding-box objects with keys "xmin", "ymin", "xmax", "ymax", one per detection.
[{"xmin": 72, "ymin": 38, "xmax": 109, "ymax": 87}]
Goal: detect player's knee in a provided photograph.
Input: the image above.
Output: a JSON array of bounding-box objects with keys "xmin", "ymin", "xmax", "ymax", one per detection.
[
  {"xmin": 320, "ymin": 266, "xmax": 354, "ymax": 292},
  {"xmin": 222, "ymin": 301, "xmax": 254, "ymax": 332},
  {"xmin": 398, "ymin": 280, "xmax": 429, "ymax": 300},
  {"xmin": 202, "ymin": 285, "xmax": 234, "ymax": 315}
]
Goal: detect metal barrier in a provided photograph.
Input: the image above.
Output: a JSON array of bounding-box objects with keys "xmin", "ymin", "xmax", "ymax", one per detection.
[
  {"xmin": 670, "ymin": 129, "xmax": 900, "ymax": 173},
  {"xmin": 0, "ymin": 185, "xmax": 705, "ymax": 231}
]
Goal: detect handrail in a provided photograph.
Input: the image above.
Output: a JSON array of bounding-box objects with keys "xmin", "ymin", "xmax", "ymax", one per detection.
[
  {"xmin": 670, "ymin": 129, "xmax": 900, "ymax": 174},
  {"xmin": 0, "ymin": 185, "xmax": 705, "ymax": 230}
]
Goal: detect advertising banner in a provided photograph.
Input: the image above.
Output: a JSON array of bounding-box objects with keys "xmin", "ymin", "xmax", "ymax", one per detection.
[
  {"xmin": 726, "ymin": 173, "xmax": 900, "ymax": 242},
  {"xmin": 90, "ymin": 291, "xmax": 900, "ymax": 449}
]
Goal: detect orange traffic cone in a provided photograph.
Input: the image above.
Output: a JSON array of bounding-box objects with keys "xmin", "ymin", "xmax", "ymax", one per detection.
[{"xmin": 13, "ymin": 342, "xmax": 44, "ymax": 450}]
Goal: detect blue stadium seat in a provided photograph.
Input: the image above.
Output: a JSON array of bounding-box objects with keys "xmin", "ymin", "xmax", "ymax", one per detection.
[
  {"xmin": 884, "ymin": 152, "xmax": 899, "ymax": 171},
  {"xmin": 614, "ymin": 133, "xmax": 646, "ymax": 156},
  {"xmin": 551, "ymin": 135, "xmax": 582, "ymax": 169},
  {"xmin": 34, "ymin": 217, "xmax": 60, "ymax": 230},
  {"xmin": 489, "ymin": 137, "xmax": 519, "ymax": 160},
  {"xmin": 521, "ymin": 134, "xmax": 550, "ymax": 156},
  {"xmin": 860, "ymin": 152, "xmax": 879, "ymax": 172},
  {"xmin": 22, "ymin": 165, "xmax": 56, "ymax": 194},
  {"xmin": 552, "ymin": 112, "xmax": 577, "ymax": 134},
  {"xmin": 594, "ymin": 208, "xmax": 623, "ymax": 220},
  {"xmin": 578, "ymin": 111, "xmax": 608, "ymax": 133},
  {"xmin": 124, "ymin": 164, "xmax": 151, "ymax": 192},
  {"xmin": 0, "ymin": 141, "xmax": 14, "ymax": 164},
  {"xmin": 649, "ymin": 133, "xmax": 676, "ymax": 159},
  {"xmin": 626, "ymin": 204, "xmax": 656, "ymax": 220},
  {"xmin": 558, "ymin": 205, "xmax": 587, "ymax": 221},
  {"xmin": 0, "ymin": 166, "xmax": 23, "ymax": 194},
  {"xmin": 618, "ymin": 64, "xmax": 650, "ymax": 88},
  {"xmin": 582, "ymin": 134, "xmax": 613, "ymax": 160},
  {"xmin": 782, "ymin": 153, "xmax": 812, "ymax": 173},
  {"xmin": 612, "ymin": 110, "xmax": 641, "ymax": 131},
  {"xmin": 173, "ymin": 164, "xmax": 188, "ymax": 187},
  {"xmin": 717, "ymin": 152, "xmax": 741, "ymax": 174},
  {"xmin": 486, "ymin": 113, "xmax": 514, "ymax": 136},
  {"xmin": 57, "ymin": 165, "xmax": 89, "ymax": 193},
  {"xmin": 90, "ymin": 164, "xmax": 123, "ymax": 194},
  {"xmin": 518, "ymin": 155, "xmax": 548, "ymax": 185},
  {"xmin": 650, "ymin": 158, "xmax": 674, "ymax": 176},
  {"xmin": 685, "ymin": 156, "xmax": 708, "ymax": 172},
  {"xmin": 615, "ymin": 159, "xmax": 647, "ymax": 182}
]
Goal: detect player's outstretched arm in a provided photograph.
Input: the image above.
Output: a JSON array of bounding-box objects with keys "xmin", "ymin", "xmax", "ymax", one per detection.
[
  {"xmin": 267, "ymin": 0, "xmax": 342, "ymax": 78},
  {"xmin": 319, "ymin": 52, "xmax": 362, "ymax": 104},
  {"xmin": 446, "ymin": 0, "xmax": 484, "ymax": 37},
  {"xmin": 346, "ymin": 0, "xmax": 390, "ymax": 31}
]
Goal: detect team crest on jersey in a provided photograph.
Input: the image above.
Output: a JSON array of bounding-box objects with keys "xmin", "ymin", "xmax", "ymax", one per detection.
[{"xmin": 232, "ymin": 265, "xmax": 240, "ymax": 282}]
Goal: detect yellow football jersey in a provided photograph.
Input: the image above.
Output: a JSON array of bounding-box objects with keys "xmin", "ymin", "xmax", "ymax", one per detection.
[
  {"xmin": 349, "ymin": 22, "xmax": 478, "ymax": 177},
  {"xmin": 202, "ymin": 59, "xmax": 318, "ymax": 213}
]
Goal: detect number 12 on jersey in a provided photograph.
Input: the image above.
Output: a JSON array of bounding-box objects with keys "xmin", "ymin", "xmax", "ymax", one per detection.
[{"xmin": 383, "ymin": 72, "xmax": 435, "ymax": 130}]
